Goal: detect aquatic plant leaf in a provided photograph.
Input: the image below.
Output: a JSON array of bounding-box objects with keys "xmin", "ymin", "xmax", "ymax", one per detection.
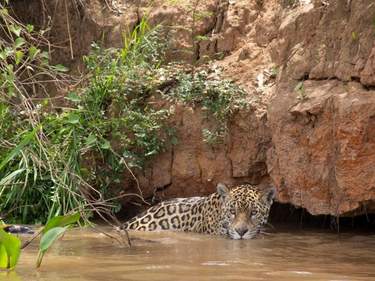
[
  {"xmin": 39, "ymin": 227, "xmax": 67, "ymax": 252},
  {"xmin": 36, "ymin": 213, "xmax": 80, "ymax": 268},
  {"xmin": 42, "ymin": 213, "xmax": 80, "ymax": 234},
  {"xmin": 0, "ymin": 228, "xmax": 21, "ymax": 270},
  {"xmin": 36, "ymin": 226, "xmax": 67, "ymax": 268}
]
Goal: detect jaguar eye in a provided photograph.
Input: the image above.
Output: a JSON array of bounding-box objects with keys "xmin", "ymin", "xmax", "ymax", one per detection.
[
  {"xmin": 250, "ymin": 210, "xmax": 257, "ymax": 216},
  {"xmin": 230, "ymin": 209, "xmax": 236, "ymax": 215}
]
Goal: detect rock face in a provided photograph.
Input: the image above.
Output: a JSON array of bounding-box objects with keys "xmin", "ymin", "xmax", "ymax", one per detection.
[
  {"xmin": 267, "ymin": 0, "xmax": 375, "ymax": 215},
  {"xmin": 135, "ymin": 103, "xmax": 271, "ymax": 200},
  {"xmin": 23, "ymin": 0, "xmax": 375, "ymax": 215},
  {"xmin": 268, "ymin": 81, "xmax": 375, "ymax": 215}
]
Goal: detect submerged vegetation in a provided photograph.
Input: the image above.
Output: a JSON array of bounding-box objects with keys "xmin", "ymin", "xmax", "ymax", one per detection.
[{"xmin": 0, "ymin": 0, "xmax": 249, "ymax": 225}]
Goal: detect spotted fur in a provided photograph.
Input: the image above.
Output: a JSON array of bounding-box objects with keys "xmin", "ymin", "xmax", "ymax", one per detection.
[{"xmin": 122, "ymin": 183, "xmax": 276, "ymax": 239}]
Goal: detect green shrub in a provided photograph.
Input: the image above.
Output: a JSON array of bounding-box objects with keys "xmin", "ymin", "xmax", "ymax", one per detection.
[
  {"xmin": 0, "ymin": 17, "xmax": 173, "ymax": 224},
  {"xmin": 164, "ymin": 68, "xmax": 249, "ymax": 144}
]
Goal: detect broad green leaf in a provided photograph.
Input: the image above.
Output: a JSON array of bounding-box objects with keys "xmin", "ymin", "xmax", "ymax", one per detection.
[
  {"xmin": 0, "ymin": 47, "xmax": 13, "ymax": 60},
  {"xmin": 53, "ymin": 64, "xmax": 69, "ymax": 72},
  {"xmin": 43, "ymin": 213, "xmax": 80, "ymax": 234},
  {"xmin": 14, "ymin": 37, "xmax": 25, "ymax": 49},
  {"xmin": 26, "ymin": 24, "xmax": 34, "ymax": 33},
  {"xmin": 85, "ymin": 134, "xmax": 97, "ymax": 146},
  {"xmin": 9, "ymin": 25, "xmax": 22, "ymax": 37},
  {"xmin": 15, "ymin": 51, "xmax": 24, "ymax": 65},
  {"xmin": 66, "ymin": 114, "xmax": 80, "ymax": 125},
  {"xmin": 40, "ymin": 51, "xmax": 49, "ymax": 60},
  {"xmin": 28, "ymin": 46, "xmax": 40, "ymax": 60},
  {"xmin": 40, "ymin": 227, "xmax": 67, "ymax": 252},
  {"xmin": 100, "ymin": 139, "xmax": 111, "ymax": 150},
  {"xmin": 36, "ymin": 227, "xmax": 67, "ymax": 268},
  {"xmin": 0, "ymin": 228, "xmax": 21, "ymax": 270},
  {"xmin": 65, "ymin": 92, "xmax": 81, "ymax": 102}
]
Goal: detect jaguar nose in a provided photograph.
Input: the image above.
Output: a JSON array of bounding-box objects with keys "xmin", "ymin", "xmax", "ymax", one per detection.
[{"xmin": 235, "ymin": 227, "xmax": 248, "ymax": 237}]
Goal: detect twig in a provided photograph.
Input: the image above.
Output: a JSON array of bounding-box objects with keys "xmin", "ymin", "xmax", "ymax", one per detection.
[
  {"xmin": 21, "ymin": 228, "xmax": 43, "ymax": 249},
  {"xmin": 64, "ymin": 0, "xmax": 74, "ymax": 60}
]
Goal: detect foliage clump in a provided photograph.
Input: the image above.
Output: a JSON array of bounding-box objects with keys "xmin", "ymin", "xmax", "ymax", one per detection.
[
  {"xmin": 80, "ymin": 18, "xmax": 172, "ymax": 169},
  {"xmin": 0, "ymin": 17, "xmax": 172, "ymax": 224},
  {"xmin": 164, "ymin": 66, "xmax": 249, "ymax": 144}
]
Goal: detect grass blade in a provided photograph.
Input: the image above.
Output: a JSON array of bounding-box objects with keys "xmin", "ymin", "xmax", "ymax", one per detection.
[{"xmin": 0, "ymin": 126, "xmax": 39, "ymax": 172}]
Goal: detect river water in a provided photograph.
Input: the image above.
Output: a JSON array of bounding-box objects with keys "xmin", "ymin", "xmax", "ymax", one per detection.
[{"xmin": 2, "ymin": 225, "xmax": 375, "ymax": 281}]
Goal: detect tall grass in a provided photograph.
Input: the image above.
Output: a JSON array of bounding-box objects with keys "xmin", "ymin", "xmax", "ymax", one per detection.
[{"xmin": 0, "ymin": 104, "xmax": 89, "ymax": 223}]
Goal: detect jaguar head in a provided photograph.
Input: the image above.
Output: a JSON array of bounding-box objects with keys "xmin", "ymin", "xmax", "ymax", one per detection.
[{"xmin": 217, "ymin": 183, "xmax": 276, "ymax": 240}]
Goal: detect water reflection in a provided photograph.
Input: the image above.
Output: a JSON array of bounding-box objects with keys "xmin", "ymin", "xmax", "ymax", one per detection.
[{"xmin": 6, "ymin": 226, "xmax": 375, "ymax": 281}]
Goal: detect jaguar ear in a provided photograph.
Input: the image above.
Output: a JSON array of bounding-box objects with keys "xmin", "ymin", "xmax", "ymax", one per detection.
[
  {"xmin": 261, "ymin": 187, "xmax": 276, "ymax": 204},
  {"xmin": 216, "ymin": 183, "xmax": 229, "ymax": 197}
]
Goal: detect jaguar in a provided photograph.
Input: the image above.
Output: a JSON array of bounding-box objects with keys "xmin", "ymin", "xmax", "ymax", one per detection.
[{"xmin": 122, "ymin": 183, "xmax": 276, "ymax": 239}]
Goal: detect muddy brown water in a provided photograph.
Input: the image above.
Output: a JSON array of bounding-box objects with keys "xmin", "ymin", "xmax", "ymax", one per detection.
[{"xmin": 2, "ymin": 226, "xmax": 375, "ymax": 281}]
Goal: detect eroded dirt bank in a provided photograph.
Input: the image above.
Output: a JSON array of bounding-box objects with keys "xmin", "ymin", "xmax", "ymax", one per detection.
[{"xmin": 20, "ymin": 0, "xmax": 375, "ymax": 216}]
